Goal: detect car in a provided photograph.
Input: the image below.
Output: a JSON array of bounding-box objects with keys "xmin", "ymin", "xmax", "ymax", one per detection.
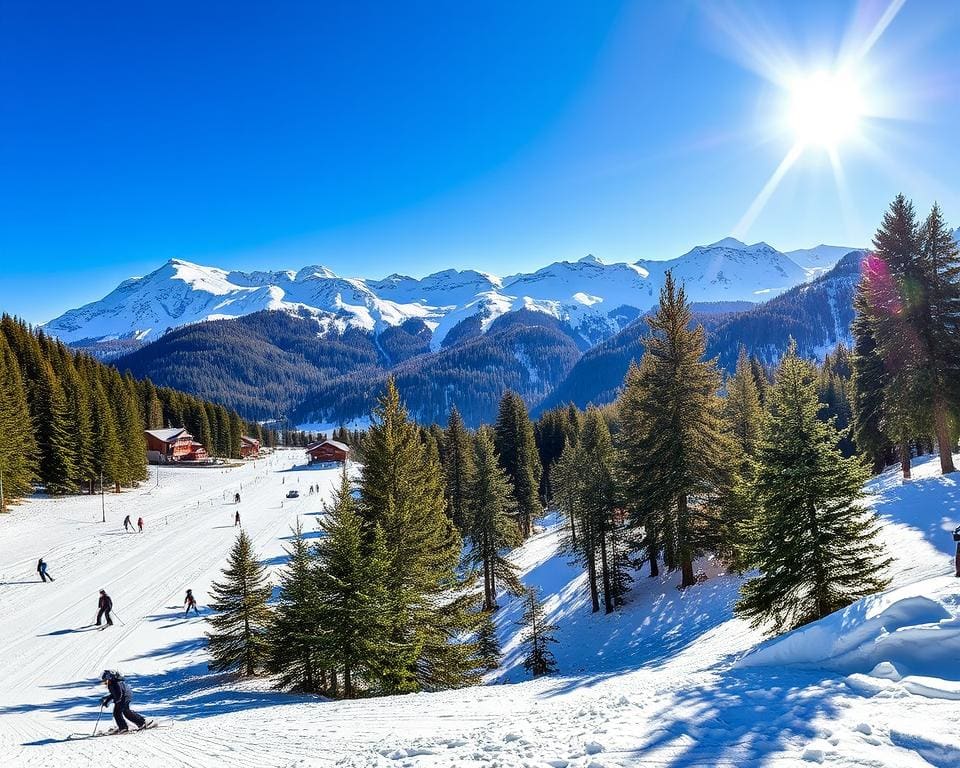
[{"xmin": 286, "ymin": 489, "xmax": 300, "ymax": 499}]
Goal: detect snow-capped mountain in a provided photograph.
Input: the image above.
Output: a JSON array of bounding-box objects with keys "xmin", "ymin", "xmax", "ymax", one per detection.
[{"xmin": 43, "ymin": 238, "xmax": 853, "ymax": 351}]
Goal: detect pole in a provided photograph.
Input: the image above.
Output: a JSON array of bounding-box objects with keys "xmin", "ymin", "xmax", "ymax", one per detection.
[
  {"xmin": 0, "ymin": 464, "xmax": 5, "ymax": 514},
  {"xmin": 100, "ymin": 471, "xmax": 105, "ymax": 524},
  {"xmin": 93, "ymin": 702, "xmax": 105, "ymax": 736},
  {"xmin": 112, "ymin": 610, "xmax": 126, "ymax": 626}
]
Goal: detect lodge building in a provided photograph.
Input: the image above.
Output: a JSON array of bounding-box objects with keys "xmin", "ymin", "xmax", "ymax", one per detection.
[
  {"xmin": 305, "ymin": 439, "xmax": 350, "ymax": 464},
  {"xmin": 145, "ymin": 428, "xmax": 208, "ymax": 464}
]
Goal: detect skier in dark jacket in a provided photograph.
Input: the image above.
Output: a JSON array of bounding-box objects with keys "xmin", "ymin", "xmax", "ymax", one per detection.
[
  {"xmin": 96, "ymin": 589, "xmax": 113, "ymax": 626},
  {"xmin": 123, "ymin": 515, "xmax": 132, "ymax": 532},
  {"xmin": 234, "ymin": 510, "xmax": 241, "ymax": 527},
  {"xmin": 100, "ymin": 670, "xmax": 149, "ymax": 732},
  {"xmin": 37, "ymin": 558, "xmax": 53, "ymax": 582}
]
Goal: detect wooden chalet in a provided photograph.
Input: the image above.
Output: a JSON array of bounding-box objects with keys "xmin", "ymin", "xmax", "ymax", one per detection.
[
  {"xmin": 306, "ymin": 439, "xmax": 350, "ymax": 464},
  {"xmin": 145, "ymin": 428, "xmax": 208, "ymax": 464},
  {"xmin": 240, "ymin": 435, "xmax": 261, "ymax": 458}
]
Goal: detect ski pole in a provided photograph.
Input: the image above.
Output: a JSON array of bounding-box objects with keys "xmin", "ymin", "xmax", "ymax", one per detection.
[
  {"xmin": 93, "ymin": 703, "xmax": 104, "ymax": 736},
  {"xmin": 111, "ymin": 611, "xmax": 126, "ymax": 626}
]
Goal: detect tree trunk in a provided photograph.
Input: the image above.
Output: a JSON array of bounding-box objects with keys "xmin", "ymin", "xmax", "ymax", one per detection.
[
  {"xmin": 933, "ymin": 396, "xmax": 956, "ymax": 474},
  {"xmin": 586, "ymin": 548, "xmax": 600, "ymax": 612},
  {"xmin": 647, "ymin": 521, "xmax": 659, "ymax": 577},
  {"xmin": 599, "ymin": 533, "xmax": 613, "ymax": 614},
  {"xmin": 344, "ymin": 664, "xmax": 353, "ymax": 699},
  {"xmin": 900, "ymin": 440, "xmax": 912, "ymax": 479},
  {"xmin": 678, "ymin": 494, "xmax": 695, "ymax": 588}
]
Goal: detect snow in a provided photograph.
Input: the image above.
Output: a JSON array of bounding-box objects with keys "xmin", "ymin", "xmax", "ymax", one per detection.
[
  {"xmin": 44, "ymin": 238, "xmax": 841, "ymax": 352},
  {"xmin": 2, "ymin": 451, "xmax": 959, "ymax": 767}
]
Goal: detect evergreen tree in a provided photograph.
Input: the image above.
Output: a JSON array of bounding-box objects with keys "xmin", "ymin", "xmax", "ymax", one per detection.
[
  {"xmin": 464, "ymin": 430, "xmax": 522, "ymax": 611},
  {"xmin": 736, "ymin": 346, "xmax": 890, "ymax": 633},
  {"xmin": 270, "ymin": 520, "xmax": 323, "ymax": 692},
  {"xmin": 443, "ymin": 407, "xmax": 475, "ymax": 533},
  {"xmin": 517, "ymin": 588, "xmax": 558, "ymax": 678},
  {"xmin": 494, "ymin": 392, "xmax": 542, "ymax": 538},
  {"xmin": 206, "ymin": 530, "xmax": 273, "ymax": 676},
  {"xmin": 0, "ymin": 334, "xmax": 36, "ymax": 507},
  {"xmin": 34, "ymin": 361, "xmax": 76, "ymax": 495},
  {"xmin": 315, "ymin": 470, "xmax": 390, "ymax": 698},
  {"xmin": 617, "ymin": 274, "xmax": 733, "ymax": 587},
  {"xmin": 851, "ymin": 278, "xmax": 892, "ymax": 472},
  {"xmin": 475, "ymin": 610, "xmax": 501, "ymax": 671},
  {"xmin": 551, "ymin": 438, "xmax": 583, "ymax": 550},
  {"xmin": 358, "ymin": 378, "xmax": 474, "ymax": 693}
]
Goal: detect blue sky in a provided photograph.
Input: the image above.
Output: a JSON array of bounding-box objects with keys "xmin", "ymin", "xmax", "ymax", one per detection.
[{"xmin": 2, "ymin": 1, "xmax": 960, "ymax": 324}]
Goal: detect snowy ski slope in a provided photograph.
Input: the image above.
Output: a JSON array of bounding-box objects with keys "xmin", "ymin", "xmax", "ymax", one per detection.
[{"xmin": 1, "ymin": 451, "xmax": 958, "ymax": 767}]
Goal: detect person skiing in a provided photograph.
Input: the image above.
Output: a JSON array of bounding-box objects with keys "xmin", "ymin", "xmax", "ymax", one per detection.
[
  {"xmin": 137, "ymin": 516, "xmax": 144, "ymax": 533},
  {"xmin": 234, "ymin": 492, "xmax": 241, "ymax": 504},
  {"xmin": 37, "ymin": 558, "xmax": 53, "ymax": 582},
  {"xmin": 99, "ymin": 670, "xmax": 151, "ymax": 733},
  {"xmin": 96, "ymin": 589, "xmax": 113, "ymax": 626},
  {"xmin": 123, "ymin": 515, "xmax": 132, "ymax": 532},
  {"xmin": 184, "ymin": 589, "xmax": 199, "ymax": 616},
  {"xmin": 234, "ymin": 510, "xmax": 241, "ymax": 527}
]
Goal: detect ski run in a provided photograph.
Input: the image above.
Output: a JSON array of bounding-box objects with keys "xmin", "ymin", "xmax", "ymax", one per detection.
[{"xmin": 1, "ymin": 448, "xmax": 958, "ymax": 768}]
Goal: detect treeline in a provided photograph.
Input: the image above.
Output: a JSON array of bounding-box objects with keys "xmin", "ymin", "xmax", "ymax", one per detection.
[
  {"xmin": 851, "ymin": 195, "xmax": 960, "ymax": 476},
  {"xmin": 0, "ymin": 315, "xmax": 266, "ymax": 508}
]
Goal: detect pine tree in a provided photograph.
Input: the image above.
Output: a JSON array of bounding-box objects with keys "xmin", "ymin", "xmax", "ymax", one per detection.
[
  {"xmin": 465, "ymin": 430, "xmax": 522, "ymax": 611},
  {"xmin": 851, "ymin": 277, "xmax": 892, "ymax": 472},
  {"xmin": 736, "ymin": 345, "xmax": 891, "ymax": 633},
  {"xmin": 517, "ymin": 588, "xmax": 558, "ymax": 678},
  {"xmin": 206, "ymin": 530, "xmax": 273, "ymax": 676},
  {"xmin": 0, "ymin": 334, "xmax": 36, "ymax": 507},
  {"xmin": 315, "ymin": 470, "xmax": 390, "ymax": 698},
  {"xmin": 270, "ymin": 520, "xmax": 323, "ymax": 692},
  {"xmin": 90, "ymin": 377, "xmax": 124, "ymax": 491},
  {"xmin": 34, "ymin": 361, "xmax": 76, "ymax": 495},
  {"xmin": 358, "ymin": 378, "xmax": 473, "ymax": 693},
  {"xmin": 443, "ymin": 407, "xmax": 475, "ymax": 533},
  {"xmin": 475, "ymin": 610, "xmax": 501, "ymax": 671},
  {"xmin": 551, "ymin": 438, "xmax": 583, "ymax": 550},
  {"xmin": 616, "ymin": 274, "xmax": 733, "ymax": 587},
  {"xmin": 494, "ymin": 392, "xmax": 542, "ymax": 538}
]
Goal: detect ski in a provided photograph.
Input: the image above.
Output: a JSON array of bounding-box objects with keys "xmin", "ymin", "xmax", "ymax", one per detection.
[{"xmin": 68, "ymin": 722, "xmax": 165, "ymax": 740}]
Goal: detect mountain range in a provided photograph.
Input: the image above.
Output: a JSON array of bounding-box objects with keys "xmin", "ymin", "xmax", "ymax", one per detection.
[{"xmin": 39, "ymin": 237, "xmax": 874, "ymax": 426}]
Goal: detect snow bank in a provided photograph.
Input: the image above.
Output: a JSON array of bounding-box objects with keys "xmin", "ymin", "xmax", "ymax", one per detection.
[{"xmin": 738, "ymin": 578, "xmax": 960, "ymax": 685}]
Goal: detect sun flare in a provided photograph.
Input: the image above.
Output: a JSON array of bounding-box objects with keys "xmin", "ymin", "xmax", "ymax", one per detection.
[{"xmin": 786, "ymin": 70, "xmax": 865, "ymax": 149}]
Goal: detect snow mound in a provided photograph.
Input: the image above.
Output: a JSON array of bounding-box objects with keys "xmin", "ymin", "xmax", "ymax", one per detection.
[{"xmin": 738, "ymin": 578, "xmax": 960, "ymax": 687}]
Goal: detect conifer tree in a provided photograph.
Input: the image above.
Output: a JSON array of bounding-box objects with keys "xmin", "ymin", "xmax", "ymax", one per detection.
[
  {"xmin": 736, "ymin": 345, "xmax": 890, "ymax": 633},
  {"xmin": 0, "ymin": 334, "xmax": 36, "ymax": 507},
  {"xmin": 494, "ymin": 392, "xmax": 542, "ymax": 538},
  {"xmin": 358, "ymin": 378, "xmax": 473, "ymax": 693},
  {"xmin": 207, "ymin": 530, "xmax": 273, "ymax": 676},
  {"xmin": 270, "ymin": 520, "xmax": 323, "ymax": 692},
  {"xmin": 315, "ymin": 470, "xmax": 390, "ymax": 698},
  {"xmin": 552, "ymin": 438, "xmax": 583, "ymax": 549},
  {"xmin": 465, "ymin": 430, "xmax": 522, "ymax": 611},
  {"xmin": 34, "ymin": 361, "xmax": 76, "ymax": 495},
  {"xmin": 617, "ymin": 274, "xmax": 733, "ymax": 586},
  {"xmin": 443, "ymin": 407, "xmax": 475, "ymax": 533},
  {"xmin": 90, "ymin": 378, "xmax": 124, "ymax": 490},
  {"xmin": 475, "ymin": 610, "xmax": 501, "ymax": 671},
  {"xmin": 517, "ymin": 588, "xmax": 558, "ymax": 678}
]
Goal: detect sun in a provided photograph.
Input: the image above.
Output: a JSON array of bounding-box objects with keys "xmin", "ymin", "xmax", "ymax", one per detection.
[{"xmin": 786, "ymin": 70, "xmax": 865, "ymax": 149}]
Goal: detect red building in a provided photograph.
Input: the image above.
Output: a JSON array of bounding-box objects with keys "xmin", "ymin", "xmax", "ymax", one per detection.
[
  {"xmin": 145, "ymin": 428, "xmax": 208, "ymax": 463},
  {"xmin": 240, "ymin": 435, "xmax": 261, "ymax": 458},
  {"xmin": 306, "ymin": 439, "xmax": 350, "ymax": 464}
]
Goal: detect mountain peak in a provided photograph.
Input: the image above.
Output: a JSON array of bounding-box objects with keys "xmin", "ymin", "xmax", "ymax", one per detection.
[
  {"xmin": 706, "ymin": 237, "xmax": 747, "ymax": 249},
  {"xmin": 578, "ymin": 254, "xmax": 603, "ymax": 265}
]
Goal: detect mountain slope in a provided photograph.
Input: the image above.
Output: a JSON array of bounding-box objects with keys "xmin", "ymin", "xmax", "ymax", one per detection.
[{"xmin": 45, "ymin": 238, "xmax": 829, "ymax": 355}]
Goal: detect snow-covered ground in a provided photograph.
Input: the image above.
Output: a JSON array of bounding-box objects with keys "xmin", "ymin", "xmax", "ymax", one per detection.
[{"xmin": 1, "ymin": 452, "xmax": 958, "ymax": 767}]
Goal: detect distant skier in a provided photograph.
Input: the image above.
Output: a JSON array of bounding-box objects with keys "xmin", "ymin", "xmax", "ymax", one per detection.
[
  {"xmin": 954, "ymin": 525, "xmax": 960, "ymax": 577},
  {"xmin": 184, "ymin": 589, "xmax": 199, "ymax": 616},
  {"xmin": 96, "ymin": 589, "xmax": 113, "ymax": 626},
  {"xmin": 99, "ymin": 670, "xmax": 151, "ymax": 733},
  {"xmin": 137, "ymin": 516, "xmax": 144, "ymax": 533},
  {"xmin": 234, "ymin": 510, "xmax": 241, "ymax": 527},
  {"xmin": 123, "ymin": 515, "xmax": 132, "ymax": 532},
  {"xmin": 234, "ymin": 492, "xmax": 241, "ymax": 504},
  {"xmin": 37, "ymin": 558, "xmax": 53, "ymax": 582}
]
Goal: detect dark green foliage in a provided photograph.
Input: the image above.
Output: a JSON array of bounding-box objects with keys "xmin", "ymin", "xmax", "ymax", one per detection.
[
  {"xmin": 517, "ymin": 588, "xmax": 558, "ymax": 678},
  {"xmin": 494, "ymin": 392, "xmax": 543, "ymax": 538},
  {"xmin": 464, "ymin": 430, "xmax": 522, "ymax": 611},
  {"xmin": 207, "ymin": 530, "xmax": 273, "ymax": 676},
  {"xmin": 443, "ymin": 408, "xmax": 475, "ymax": 533},
  {"xmin": 0, "ymin": 333, "xmax": 37, "ymax": 507},
  {"xmin": 736, "ymin": 346, "xmax": 891, "ymax": 633},
  {"xmin": 34, "ymin": 361, "xmax": 76, "ymax": 495},
  {"xmin": 476, "ymin": 610, "xmax": 501, "ymax": 671}
]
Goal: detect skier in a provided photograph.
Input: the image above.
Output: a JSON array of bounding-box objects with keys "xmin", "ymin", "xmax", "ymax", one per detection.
[
  {"xmin": 184, "ymin": 589, "xmax": 199, "ymax": 616},
  {"xmin": 96, "ymin": 589, "xmax": 113, "ymax": 626},
  {"xmin": 99, "ymin": 670, "xmax": 151, "ymax": 733},
  {"xmin": 234, "ymin": 492, "xmax": 241, "ymax": 504},
  {"xmin": 37, "ymin": 558, "xmax": 53, "ymax": 582},
  {"xmin": 234, "ymin": 510, "xmax": 241, "ymax": 527},
  {"xmin": 123, "ymin": 514, "xmax": 132, "ymax": 532},
  {"xmin": 137, "ymin": 516, "xmax": 144, "ymax": 533},
  {"xmin": 954, "ymin": 525, "xmax": 960, "ymax": 577}
]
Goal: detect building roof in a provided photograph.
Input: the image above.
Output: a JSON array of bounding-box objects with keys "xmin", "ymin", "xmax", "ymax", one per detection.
[
  {"xmin": 241, "ymin": 435, "xmax": 260, "ymax": 446},
  {"xmin": 145, "ymin": 428, "xmax": 190, "ymax": 443},
  {"xmin": 307, "ymin": 439, "xmax": 350, "ymax": 453}
]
